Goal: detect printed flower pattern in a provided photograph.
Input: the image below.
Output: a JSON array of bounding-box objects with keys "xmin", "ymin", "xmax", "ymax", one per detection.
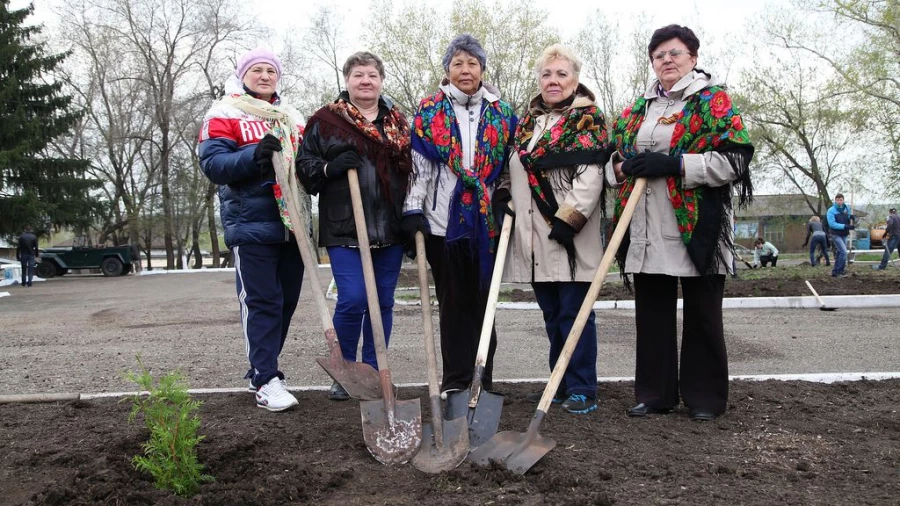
[{"xmin": 612, "ymin": 86, "xmax": 751, "ymax": 244}]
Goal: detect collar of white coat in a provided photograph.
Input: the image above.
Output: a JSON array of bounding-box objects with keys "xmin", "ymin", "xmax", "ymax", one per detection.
[
  {"xmin": 643, "ymin": 68, "xmax": 723, "ymax": 101},
  {"xmin": 440, "ymin": 78, "xmax": 501, "ymax": 107}
]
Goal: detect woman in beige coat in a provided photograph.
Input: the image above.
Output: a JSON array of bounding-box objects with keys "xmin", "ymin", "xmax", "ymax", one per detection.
[
  {"xmin": 607, "ymin": 25, "xmax": 753, "ymax": 421},
  {"xmin": 499, "ymin": 44, "xmax": 610, "ymax": 414}
]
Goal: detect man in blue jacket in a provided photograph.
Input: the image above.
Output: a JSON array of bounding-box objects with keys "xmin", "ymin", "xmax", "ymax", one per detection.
[{"xmin": 826, "ymin": 193, "xmax": 855, "ymax": 278}]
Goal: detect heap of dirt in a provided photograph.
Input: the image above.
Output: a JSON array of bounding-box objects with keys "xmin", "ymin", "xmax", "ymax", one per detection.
[
  {"xmin": 3, "ymin": 379, "xmax": 898, "ymax": 505},
  {"xmin": 398, "ymin": 265, "xmax": 900, "ymax": 302}
]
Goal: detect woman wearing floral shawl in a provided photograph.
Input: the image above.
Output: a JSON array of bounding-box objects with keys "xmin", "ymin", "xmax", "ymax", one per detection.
[
  {"xmin": 297, "ymin": 52, "xmax": 412, "ymax": 401},
  {"xmin": 402, "ymin": 34, "xmax": 517, "ymax": 397},
  {"xmin": 500, "ymin": 44, "xmax": 610, "ymax": 415},
  {"xmin": 608, "ymin": 25, "xmax": 753, "ymax": 422}
]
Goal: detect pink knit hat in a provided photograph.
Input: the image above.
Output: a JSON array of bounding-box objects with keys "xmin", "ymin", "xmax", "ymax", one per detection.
[{"xmin": 235, "ymin": 48, "xmax": 283, "ymax": 79}]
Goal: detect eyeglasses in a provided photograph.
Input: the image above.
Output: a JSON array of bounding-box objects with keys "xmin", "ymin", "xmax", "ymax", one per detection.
[{"xmin": 652, "ymin": 49, "xmax": 691, "ymax": 61}]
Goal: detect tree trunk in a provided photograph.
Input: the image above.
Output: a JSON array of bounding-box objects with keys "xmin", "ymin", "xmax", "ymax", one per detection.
[
  {"xmin": 206, "ymin": 180, "xmax": 220, "ymax": 268},
  {"xmin": 191, "ymin": 222, "xmax": 202, "ymax": 269}
]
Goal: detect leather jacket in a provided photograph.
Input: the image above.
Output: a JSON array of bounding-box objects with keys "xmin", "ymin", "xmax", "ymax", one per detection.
[{"xmin": 296, "ymin": 96, "xmax": 408, "ymax": 248}]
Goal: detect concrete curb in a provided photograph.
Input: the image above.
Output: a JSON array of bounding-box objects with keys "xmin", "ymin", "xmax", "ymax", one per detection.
[
  {"xmin": 396, "ymin": 294, "xmax": 900, "ymax": 310},
  {"xmin": 72, "ymin": 371, "xmax": 900, "ymax": 400}
]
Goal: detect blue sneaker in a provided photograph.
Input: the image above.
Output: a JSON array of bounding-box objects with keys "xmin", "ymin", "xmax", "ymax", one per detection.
[{"xmin": 562, "ymin": 394, "xmax": 597, "ymax": 414}]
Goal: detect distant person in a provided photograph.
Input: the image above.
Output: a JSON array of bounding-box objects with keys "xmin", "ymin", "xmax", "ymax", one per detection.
[
  {"xmin": 873, "ymin": 208, "xmax": 900, "ymax": 270},
  {"xmin": 297, "ymin": 51, "xmax": 412, "ymax": 401},
  {"xmin": 826, "ymin": 193, "xmax": 854, "ymax": 277},
  {"xmin": 802, "ymin": 216, "xmax": 830, "ymax": 267},
  {"xmin": 752, "ymin": 238, "xmax": 778, "ymax": 267},
  {"xmin": 16, "ymin": 225, "xmax": 39, "ymax": 287},
  {"xmin": 608, "ymin": 24, "xmax": 754, "ymax": 422},
  {"xmin": 199, "ymin": 48, "xmax": 306, "ymax": 412}
]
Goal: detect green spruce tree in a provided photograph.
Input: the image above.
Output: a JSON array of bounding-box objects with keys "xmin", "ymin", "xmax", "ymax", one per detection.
[{"xmin": 0, "ymin": 0, "xmax": 98, "ymax": 238}]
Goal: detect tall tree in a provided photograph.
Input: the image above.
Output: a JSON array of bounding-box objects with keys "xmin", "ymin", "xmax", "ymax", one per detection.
[
  {"xmin": 738, "ymin": 48, "xmax": 866, "ymax": 213},
  {"xmin": 778, "ymin": 0, "xmax": 899, "ymax": 197},
  {"xmin": 0, "ymin": 0, "xmax": 98, "ymax": 238}
]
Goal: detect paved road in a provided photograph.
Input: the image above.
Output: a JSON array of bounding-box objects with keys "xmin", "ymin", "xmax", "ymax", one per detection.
[{"xmin": 1, "ymin": 269, "xmax": 898, "ymax": 397}]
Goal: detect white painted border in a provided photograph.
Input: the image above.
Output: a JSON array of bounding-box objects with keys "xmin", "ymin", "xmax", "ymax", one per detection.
[{"xmin": 77, "ymin": 372, "xmax": 900, "ymax": 400}]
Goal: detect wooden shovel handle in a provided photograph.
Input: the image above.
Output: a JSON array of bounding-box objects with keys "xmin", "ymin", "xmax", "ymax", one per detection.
[
  {"xmin": 804, "ymin": 280, "xmax": 827, "ymax": 307},
  {"xmin": 468, "ymin": 207, "xmax": 515, "ymax": 407},
  {"xmin": 536, "ymin": 178, "xmax": 647, "ymax": 412},
  {"xmin": 272, "ymin": 155, "xmax": 331, "ymax": 331},
  {"xmin": 347, "ymin": 168, "xmax": 396, "ymax": 410},
  {"xmin": 416, "ymin": 232, "xmax": 444, "ymax": 442}
]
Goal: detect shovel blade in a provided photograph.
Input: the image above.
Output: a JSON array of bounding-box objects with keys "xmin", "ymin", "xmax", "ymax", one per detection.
[
  {"xmin": 445, "ymin": 389, "xmax": 504, "ymax": 448},
  {"xmin": 360, "ymin": 398, "xmax": 423, "ymax": 465},
  {"xmin": 467, "ymin": 430, "xmax": 556, "ymax": 475},
  {"xmin": 411, "ymin": 416, "xmax": 469, "ymax": 473},
  {"xmin": 316, "ymin": 356, "xmax": 383, "ymax": 400}
]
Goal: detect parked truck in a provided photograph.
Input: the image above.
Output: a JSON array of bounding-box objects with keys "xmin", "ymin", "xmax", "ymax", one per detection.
[{"xmin": 36, "ymin": 237, "xmax": 137, "ymax": 278}]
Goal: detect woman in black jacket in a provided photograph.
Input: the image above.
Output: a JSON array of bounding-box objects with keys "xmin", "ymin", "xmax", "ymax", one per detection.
[{"xmin": 297, "ymin": 51, "xmax": 412, "ymax": 400}]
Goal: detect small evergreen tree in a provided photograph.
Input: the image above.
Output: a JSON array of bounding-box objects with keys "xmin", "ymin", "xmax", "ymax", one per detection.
[{"xmin": 0, "ymin": 0, "xmax": 99, "ymax": 238}]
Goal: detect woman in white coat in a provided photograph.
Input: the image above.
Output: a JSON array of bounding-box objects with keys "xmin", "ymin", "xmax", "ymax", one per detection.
[
  {"xmin": 608, "ymin": 25, "xmax": 754, "ymax": 421},
  {"xmin": 501, "ymin": 44, "xmax": 610, "ymax": 414}
]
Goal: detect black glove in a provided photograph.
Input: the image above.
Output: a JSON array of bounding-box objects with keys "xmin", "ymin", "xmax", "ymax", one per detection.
[
  {"xmin": 492, "ymin": 188, "xmax": 514, "ymax": 227},
  {"xmin": 846, "ymin": 225, "xmax": 856, "ymax": 230},
  {"xmin": 399, "ymin": 213, "xmax": 430, "ymax": 258},
  {"xmin": 621, "ymin": 152, "xmax": 681, "ymax": 178},
  {"xmin": 849, "ymin": 214, "xmax": 856, "ymax": 222},
  {"xmin": 326, "ymin": 150, "xmax": 363, "ymax": 179},
  {"xmin": 548, "ymin": 218, "xmax": 576, "ymax": 248},
  {"xmin": 253, "ymin": 134, "xmax": 281, "ymax": 181}
]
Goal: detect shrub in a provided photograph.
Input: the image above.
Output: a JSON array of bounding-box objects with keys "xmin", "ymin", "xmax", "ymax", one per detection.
[{"xmin": 126, "ymin": 358, "xmax": 214, "ymax": 497}]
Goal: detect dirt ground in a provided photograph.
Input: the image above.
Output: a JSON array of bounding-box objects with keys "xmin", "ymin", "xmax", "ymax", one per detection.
[
  {"xmin": 2, "ymin": 379, "xmax": 898, "ymax": 506},
  {"xmin": 2, "ymin": 265, "xmax": 899, "ymax": 505}
]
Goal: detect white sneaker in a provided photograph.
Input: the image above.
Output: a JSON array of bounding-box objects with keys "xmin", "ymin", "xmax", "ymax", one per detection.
[{"xmin": 255, "ymin": 377, "xmax": 298, "ymax": 412}]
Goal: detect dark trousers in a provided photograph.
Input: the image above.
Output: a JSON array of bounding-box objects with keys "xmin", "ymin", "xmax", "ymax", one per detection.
[
  {"xmin": 760, "ymin": 254, "xmax": 777, "ymax": 267},
  {"xmin": 809, "ymin": 235, "xmax": 830, "ymax": 265},
  {"xmin": 328, "ymin": 245, "xmax": 404, "ymax": 370},
  {"xmin": 633, "ymin": 273, "xmax": 728, "ymax": 414},
  {"xmin": 233, "ymin": 239, "xmax": 304, "ymax": 388},
  {"xmin": 425, "ymin": 235, "xmax": 496, "ymax": 392},
  {"xmin": 20, "ymin": 256, "xmax": 35, "ymax": 285},
  {"xmin": 532, "ymin": 281, "xmax": 598, "ymax": 398}
]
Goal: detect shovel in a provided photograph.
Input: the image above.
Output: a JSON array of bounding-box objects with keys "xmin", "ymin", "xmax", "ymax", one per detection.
[
  {"xmin": 411, "ymin": 231, "xmax": 469, "ymax": 473},
  {"xmin": 271, "ymin": 155, "xmax": 382, "ymax": 400},
  {"xmin": 445, "ymin": 209, "xmax": 514, "ymax": 448},
  {"xmin": 468, "ymin": 178, "xmax": 648, "ymax": 475},
  {"xmin": 347, "ymin": 168, "xmax": 422, "ymax": 465},
  {"xmin": 804, "ymin": 280, "xmax": 836, "ymax": 311}
]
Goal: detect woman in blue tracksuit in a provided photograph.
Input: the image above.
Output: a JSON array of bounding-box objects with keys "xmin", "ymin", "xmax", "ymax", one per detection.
[
  {"xmin": 198, "ymin": 48, "xmax": 306, "ymax": 412},
  {"xmin": 826, "ymin": 193, "xmax": 855, "ymax": 277}
]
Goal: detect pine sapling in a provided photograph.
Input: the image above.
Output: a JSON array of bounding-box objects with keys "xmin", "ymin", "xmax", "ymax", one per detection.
[{"xmin": 126, "ymin": 357, "xmax": 214, "ymax": 497}]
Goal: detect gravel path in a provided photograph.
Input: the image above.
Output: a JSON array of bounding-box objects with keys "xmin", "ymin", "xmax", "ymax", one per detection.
[{"xmin": 2, "ymin": 269, "xmax": 898, "ymax": 396}]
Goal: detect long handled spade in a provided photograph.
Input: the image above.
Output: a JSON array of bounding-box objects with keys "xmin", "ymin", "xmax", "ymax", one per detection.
[
  {"xmin": 469, "ymin": 178, "xmax": 648, "ymax": 475},
  {"xmin": 411, "ymin": 231, "xmax": 469, "ymax": 473},
  {"xmin": 804, "ymin": 280, "xmax": 837, "ymax": 312},
  {"xmin": 445, "ymin": 210, "xmax": 514, "ymax": 448},
  {"xmin": 347, "ymin": 169, "xmax": 422, "ymax": 465},
  {"xmin": 271, "ymin": 156, "xmax": 382, "ymax": 400}
]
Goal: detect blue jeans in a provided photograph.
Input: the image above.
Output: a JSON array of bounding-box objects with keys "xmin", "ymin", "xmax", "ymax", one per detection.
[
  {"xmin": 878, "ymin": 235, "xmax": 900, "ymax": 269},
  {"xmin": 20, "ymin": 256, "xmax": 35, "ymax": 285},
  {"xmin": 532, "ymin": 281, "xmax": 598, "ymax": 398},
  {"xmin": 809, "ymin": 235, "xmax": 829, "ymax": 266},
  {"xmin": 832, "ymin": 235, "xmax": 849, "ymax": 275},
  {"xmin": 328, "ymin": 245, "xmax": 403, "ymax": 370}
]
